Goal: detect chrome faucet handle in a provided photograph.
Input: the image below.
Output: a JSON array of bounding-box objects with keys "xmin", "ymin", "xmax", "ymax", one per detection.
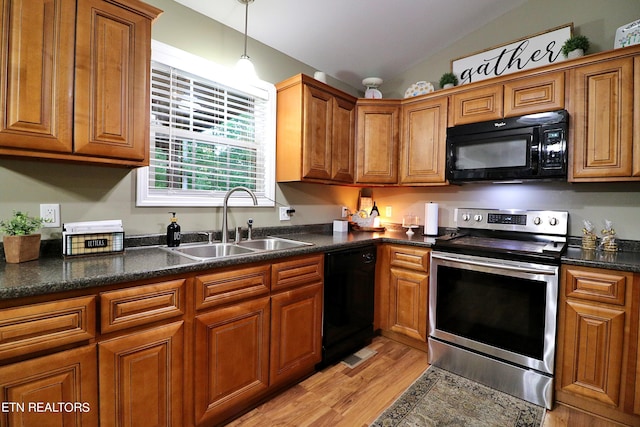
[
  {"xmin": 247, "ymin": 218, "xmax": 253, "ymax": 240},
  {"xmin": 235, "ymin": 226, "xmax": 242, "ymax": 243},
  {"xmin": 199, "ymin": 232, "xmax": 214, "ymax": 244}
]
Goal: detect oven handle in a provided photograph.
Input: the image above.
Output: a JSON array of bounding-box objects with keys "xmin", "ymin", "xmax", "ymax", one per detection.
[{"xmin": 431, "ymin": 253, "xmax": 557, "ymax": 275}]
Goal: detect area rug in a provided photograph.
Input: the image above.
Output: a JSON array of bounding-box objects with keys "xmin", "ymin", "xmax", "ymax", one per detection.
[{"xmin": 371, "ymin": 366, "xmax": 545, "ymax": 427}]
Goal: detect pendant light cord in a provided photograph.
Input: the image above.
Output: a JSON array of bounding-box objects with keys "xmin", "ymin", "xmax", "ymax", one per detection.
[{"xmin": 242, "ymin": 0, "xmax": 249, "ymax": 58}]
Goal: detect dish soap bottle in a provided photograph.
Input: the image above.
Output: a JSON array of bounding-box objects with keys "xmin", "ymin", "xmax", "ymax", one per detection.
[{"xmin": 167, "ymin": 212, "xmax": 181, "ymax": 247}]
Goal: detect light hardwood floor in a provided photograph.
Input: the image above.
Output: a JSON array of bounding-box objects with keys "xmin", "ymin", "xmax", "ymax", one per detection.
[{"xmin": 228, "ymin": 336, "xmax": 624, "ymax": 427}]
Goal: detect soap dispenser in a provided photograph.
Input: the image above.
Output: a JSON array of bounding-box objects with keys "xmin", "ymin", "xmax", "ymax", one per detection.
[{"xmin": 167, "ymin": 212, "xmax": 181, "ymax": 247}]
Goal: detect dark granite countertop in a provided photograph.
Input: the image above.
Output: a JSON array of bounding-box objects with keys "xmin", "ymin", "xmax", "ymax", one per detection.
[
  {"xmin": 561, "ymin": 245, "xmax": 640, "ymax": 273},
  {"xmin": 3, "ymin": 226, "xmax": 640, "ymax": 301},
  {"xmin": 0, "ymin": 229, "xmax": 436, "ymax": 301}
]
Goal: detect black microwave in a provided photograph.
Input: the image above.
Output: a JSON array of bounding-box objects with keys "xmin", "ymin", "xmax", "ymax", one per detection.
[{"xmin": 446, "ymin": 110, "xmax": 568, "ymax": 183}]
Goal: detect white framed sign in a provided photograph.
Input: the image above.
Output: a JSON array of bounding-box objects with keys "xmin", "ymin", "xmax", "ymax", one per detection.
[{"xmin": 452, "ymin": 24, "xmax": 573, "ymax": 85}]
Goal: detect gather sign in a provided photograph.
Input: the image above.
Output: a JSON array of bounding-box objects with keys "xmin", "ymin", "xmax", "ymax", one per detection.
[{"xmin": 452, "ymin": 24, "xmax": 573, "ymax": 85}]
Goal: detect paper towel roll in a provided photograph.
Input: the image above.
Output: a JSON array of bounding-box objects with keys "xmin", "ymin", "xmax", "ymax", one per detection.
[{"xmin": 424, "ymin": 202, "xmax": 439, "ymax": 236}]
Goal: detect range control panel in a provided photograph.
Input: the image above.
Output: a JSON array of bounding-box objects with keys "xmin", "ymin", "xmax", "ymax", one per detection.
[{"xmin": 454, "ymin": 208, "xmax": 568, "ymax": 236}]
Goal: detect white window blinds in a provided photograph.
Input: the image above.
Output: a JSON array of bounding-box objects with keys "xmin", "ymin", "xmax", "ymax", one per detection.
[{"xmin": 137, "ymin": 41, "xmax": 275, "ymax": 207}]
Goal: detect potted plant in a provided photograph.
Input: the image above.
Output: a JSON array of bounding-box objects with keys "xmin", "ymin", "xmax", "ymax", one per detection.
[
  {"xmin": 561, "ymin": 35, "xmax": 590, "ymax": 59},
  {"xmin": 439, "ymin": 72, "xmax": 458, "ymax": 89},
  {"xmin": 0, "ymin": 211, "xmax": 48, "ymax": 263}
]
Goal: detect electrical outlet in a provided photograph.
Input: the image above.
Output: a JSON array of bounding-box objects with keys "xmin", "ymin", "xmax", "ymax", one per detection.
[
  {"xmin": 279, "ymin": 206, "xmax": 291, "ymax": 221},
  {"xmin": 40, "ymin": 203, "xmax": 60, "ymax": 227},
  {"xmin": 341, "ymin": 206, "xmax": 349, "ymax": 218}
]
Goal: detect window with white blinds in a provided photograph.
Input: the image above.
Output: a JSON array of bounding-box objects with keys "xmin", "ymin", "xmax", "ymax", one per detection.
[{"xmin": 136, "ymin": 41, "xmax": 275, "ymax": 207}]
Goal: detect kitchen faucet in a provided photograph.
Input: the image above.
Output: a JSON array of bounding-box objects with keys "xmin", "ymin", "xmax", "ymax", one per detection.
[{"xmin": 221, "ymin": 186, "xmax": 258, "ymax": 243}]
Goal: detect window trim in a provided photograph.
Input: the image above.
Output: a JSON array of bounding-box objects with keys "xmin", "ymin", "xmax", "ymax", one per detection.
[{"xmin": 136, "ymin": 40, "xmax": 276, "ymax": 207}]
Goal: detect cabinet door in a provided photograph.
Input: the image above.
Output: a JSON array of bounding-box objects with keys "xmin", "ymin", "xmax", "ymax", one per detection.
[
  {"xmin": 356, "ymin": 101, "xmax": 400, "ymax": 184},
  {"xmin": 270, "ymin": 282, "xmax": 323, "ymax": 387},
  {"xmin": 559, "ymin": 300, "xmax": 625, "ymax": 407},
  {"xmin": 194, "ymin": 297, "xmax": 270, "ymax": 426},
  {"xmin": 569, "ymin": 57, "xmax": 634, "ymax": 180},
  {"xmin": 557, "ymin": 266, "xmax": 635, "ymax": 420},
  {"xmin": 451, "ymin": 85, "xmax": 503, "ymax": 126},
  {"xmin": 400, "ymin": 96, "xmax": 448, "ymax": 184},
  {"xmin": 302, "ymin": 85, "xmax": 333, "ymax": 180},
  {"xmin": 0, "ymin": 345, "xmax": 98, "ymax": 427},
  {"xmin": 0, "ymin": 0, "xmax": 74, "ymax": 153},
  {"xmin": 504, "ymin": 71, "xmax": 565, "ymax": 117},
  {"xmin": 331, "ymin": 96, "xmax": 356, "ymax": 182},
  {"xmin": 99, "ymin": 322, "xmax": 184, "ymax": 427},
  {"xmin": 74, "ymin": 0, "xmax": 154, "ymax": 162},
  {"xmin": 634, "ymin": 56, "xmax": 640, "ymax": 177},
  {"xmin": 388, "ymin": 268, "xmax": 429, "ymax": 342}
]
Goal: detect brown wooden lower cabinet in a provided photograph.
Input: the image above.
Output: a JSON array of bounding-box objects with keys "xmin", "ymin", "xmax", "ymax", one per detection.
[
  {"xmin": 376, "ymin": 244, "xmax": 430, "ymax": 350},
  {"xmin": 192, "ymin": 254, "xmax": 323, "ymax": 426},
  {"xmin": 194, "ymin": 297, "xmax": 270, "ymax": 426},
  {"xmin": 270, "ymin": 281, "xmax": 323, "ymax": 387},
  {"xmin": 0, "ymin": 345, "xmax": 98, "ymax": 427},
  {"xmin": 98, "ymin": 321, "xmax": 184, "ymax": 427},
  {"xmin": 556, "ymin": 265, "xmax": 640, "ymax": 426}
]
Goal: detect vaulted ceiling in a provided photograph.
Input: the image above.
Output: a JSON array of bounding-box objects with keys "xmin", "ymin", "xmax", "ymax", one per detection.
[{"xmin": 173, "ymin": 0, "xmax": 527, "ymax": 89}]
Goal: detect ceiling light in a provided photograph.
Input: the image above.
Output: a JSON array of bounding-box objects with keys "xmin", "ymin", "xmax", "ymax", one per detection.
[{"xmin": 236, "ymin": 0, "xmax": 257, "ymax": 80}]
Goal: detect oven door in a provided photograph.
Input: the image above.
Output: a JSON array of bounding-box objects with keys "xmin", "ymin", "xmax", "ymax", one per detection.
[{"xmin": 429, "ymin": 251, "xmax": 558, "ymax": 374}]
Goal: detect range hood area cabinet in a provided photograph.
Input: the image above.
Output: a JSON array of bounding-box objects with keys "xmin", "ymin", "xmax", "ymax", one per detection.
[
  {"xmin": 275, "ymin": 74, "xmax": 357, "ymax": 184},
  {"xmin": 0, "ymin": 0, "xmax": 161, "ymax": 167},
  {"xmin": 449, "ymin": 71, "xmax": 565, "ymax": 126}
]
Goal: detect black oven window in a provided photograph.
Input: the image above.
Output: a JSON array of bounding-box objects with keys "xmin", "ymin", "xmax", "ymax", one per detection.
[{"xmin": 436, "ymin": 266, "xmax": 546, "ymax": 359}]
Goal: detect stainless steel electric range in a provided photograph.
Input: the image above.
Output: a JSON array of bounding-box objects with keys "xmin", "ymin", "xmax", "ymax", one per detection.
[{"xmin": 429, "ymin": 208, "xmax": 568, "ymax": 409}]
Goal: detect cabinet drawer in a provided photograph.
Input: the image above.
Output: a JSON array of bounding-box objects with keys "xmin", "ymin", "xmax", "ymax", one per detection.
[
  {"xmin": 100, "ymin": 279, "xmax": 185, "ymax": 333},
  {"xmin": 504, "ymin": 71, "xmax": 565, "ymax": 117},
  {"xmin": 195, "ymin": 265, "xmax": 270, "ymax": 311},
  {"xmin": 563, "ymin": 266, "xmax": 629, "ymax": 305},
  {"xmin": 389, "ymin": 246, "xmax": 430, "ymax": 273},
  {"xmin": 0, "ymin": 296, "xmax": 96, "ymax": 361},
  {"xmin": 272, "ymin": 254, "xmax": 324, "ymax": 292},
  {"xmin": 451, "ymin": 85, "xmax": 503, "ymax": 126}
]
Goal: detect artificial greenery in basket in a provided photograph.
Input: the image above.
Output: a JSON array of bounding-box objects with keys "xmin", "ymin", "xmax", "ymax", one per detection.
[
  {"xmin": 439, "ymin": 72, "xmax": 458, "ymax": 89},
  {"xmin": 0, "ymin": 211, "xmax": 48, "ymax": 263},
  {"xmin": 561, "ymin": 35, "xmax": 590, "ymax": 58}
]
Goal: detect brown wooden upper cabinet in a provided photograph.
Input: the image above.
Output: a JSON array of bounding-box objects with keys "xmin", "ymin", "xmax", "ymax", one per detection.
[
  {"xmin": 400, "ymin": 95, "xmax": 448, "ymax": 185},
  {"xmin": 568, "ymin": 57, "xmax": 638, "ymax": 181},
  {"xmin": 355, "ymin": 99, "xmax": 401, "ymax": 184},
  {"xmin": 0, "ymin": 0, "xmax": 161, "ymax": 167},
  {"xmin": 451, "ymin": 71, "xmax": 565, "ymax": 126},
  {"xmin": 276, "ymin": 74, "xmax": 357, "ymax": 184}
]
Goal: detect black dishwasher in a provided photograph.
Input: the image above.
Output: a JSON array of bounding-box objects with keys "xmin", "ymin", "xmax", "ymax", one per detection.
[{"xmin": 320, "ymin": 245, "xmax": 376, "ymax": 367}]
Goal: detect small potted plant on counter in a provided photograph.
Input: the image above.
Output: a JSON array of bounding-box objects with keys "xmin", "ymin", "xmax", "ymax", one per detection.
[
  {"xmin": 0, "ymin": 211, "xmax": 48, "ymax": 263},
  {"xmin": 439, "ymin": 72, "xmax": 458, "ymax": 89},
  {"xmin": 561, "ymin": 34, "xmax": 590, "ymax": 59}
]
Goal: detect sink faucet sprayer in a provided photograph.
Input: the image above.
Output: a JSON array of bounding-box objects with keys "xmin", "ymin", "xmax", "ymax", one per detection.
[{"xmin": 222, "ymin": 186, "xmax": 258, "ymax": 244}]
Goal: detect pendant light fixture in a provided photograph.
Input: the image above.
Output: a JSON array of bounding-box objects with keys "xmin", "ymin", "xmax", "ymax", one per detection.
[{"xmin": 236, "ymin": 0, "xmax": 257, "ymax": 79}]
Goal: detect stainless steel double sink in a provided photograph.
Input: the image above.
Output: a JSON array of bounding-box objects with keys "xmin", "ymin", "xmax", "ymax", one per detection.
[{"xmin": 162, "ymin": 236, "xmax": 313, "ymax": 261}]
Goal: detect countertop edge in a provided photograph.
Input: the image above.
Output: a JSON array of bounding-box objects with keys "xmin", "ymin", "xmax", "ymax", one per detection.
[{"xmin": 2, "ymin": 232, "xmax": 640, "ymax": 301}]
